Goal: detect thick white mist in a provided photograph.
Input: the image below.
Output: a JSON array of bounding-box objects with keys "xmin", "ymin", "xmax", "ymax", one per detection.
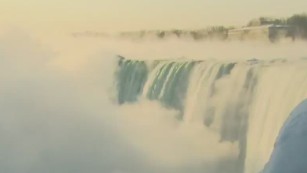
[
  {"xmin": 0, "ymin": 29, "xmax": 237, "ymax": 173},
  {"xmin": 1, "ymin": 28, "xmax": 307, "ymax": 173}
]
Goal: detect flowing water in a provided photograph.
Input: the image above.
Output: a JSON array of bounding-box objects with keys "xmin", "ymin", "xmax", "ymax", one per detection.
[
  {"xmin": 1, "ymin": 31, "xmax": 307, "ymax": 173},
  {"xmin": 116, "ymin": 57, "xmax": 307, "ymax": 173}
]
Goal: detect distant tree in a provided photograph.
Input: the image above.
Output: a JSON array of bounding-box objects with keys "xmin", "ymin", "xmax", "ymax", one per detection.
[
  {"xmin": 287, "ymin": 14, "xmax": 307, "ymax": 38},
  {"xmin": 247, "ymin": 17, "xmax": 286, "ymax": 26},
  {"xmin": 247, "ymin": 19, "xmax": 261, "ymax": 26}
]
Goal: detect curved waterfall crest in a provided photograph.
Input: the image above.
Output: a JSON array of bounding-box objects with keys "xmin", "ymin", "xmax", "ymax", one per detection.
[{"xmin": 116, "ymin": 56, "xmax": 307, "ymax": 173}]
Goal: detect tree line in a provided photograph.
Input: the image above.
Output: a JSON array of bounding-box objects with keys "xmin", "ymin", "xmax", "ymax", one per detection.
[{"xmin": 247, "ymin": 13, "xmax": 307, "ymax": 39}]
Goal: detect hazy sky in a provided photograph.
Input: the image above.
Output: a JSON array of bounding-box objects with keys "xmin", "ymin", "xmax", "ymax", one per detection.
[{"xmin": 1, "ymin": 0, "xmax": 307, "ymax": 32}]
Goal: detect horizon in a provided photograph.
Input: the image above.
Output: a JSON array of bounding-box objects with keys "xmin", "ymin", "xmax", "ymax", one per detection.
[{"xmin": 1, "ymin": 0, "xmax": 307, "ymax": 33}]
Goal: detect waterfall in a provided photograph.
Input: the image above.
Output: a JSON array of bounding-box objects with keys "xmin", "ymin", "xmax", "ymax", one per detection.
[{"xmin": 116, "ymin": 57, "xmax": 307, "ymax": 173}]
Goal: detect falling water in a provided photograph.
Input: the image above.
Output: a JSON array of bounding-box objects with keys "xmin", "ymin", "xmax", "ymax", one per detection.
[{"xmin": 116, "ymin": 56, "xmax": 307, "ymax": 173}]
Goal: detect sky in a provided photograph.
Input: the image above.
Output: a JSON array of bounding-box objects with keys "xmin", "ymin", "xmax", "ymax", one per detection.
[{"xmin": 1, "ymin": 0, "xmax": 307, "ymax": 32}]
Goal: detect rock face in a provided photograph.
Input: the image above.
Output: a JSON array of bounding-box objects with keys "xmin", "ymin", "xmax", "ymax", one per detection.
[{"xmin": 262, "ymin": 99, "xmax": 307, "ymax": 173}]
